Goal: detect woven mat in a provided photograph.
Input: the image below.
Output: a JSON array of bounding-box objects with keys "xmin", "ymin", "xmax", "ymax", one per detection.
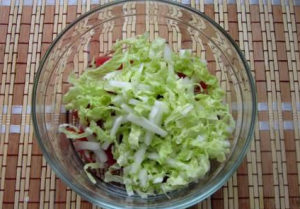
[{"xmin": 0, "ymin": 0, "xmax": 300, "ymax": 209}]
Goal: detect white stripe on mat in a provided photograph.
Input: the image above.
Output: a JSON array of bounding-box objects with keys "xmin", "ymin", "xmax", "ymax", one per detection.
[
  {"xmin": 1, "ymin": 105, "xmax": 67, "ymax": 114},
  {"xmin": 258, "ymin": 121, "xmax": 298, "ymax": 131},
  {"xmin": 1, "ymin": 124, "xmax": 52, "ymax": 133},
  {"xmin": 258, "ymin": 103, "xmax": 268, "ymax": 111}
]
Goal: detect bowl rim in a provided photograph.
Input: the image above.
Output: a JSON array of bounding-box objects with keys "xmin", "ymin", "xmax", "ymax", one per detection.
[{"xmin": 32, "ymin": 0, "xmax": 257, "ymax": 208}]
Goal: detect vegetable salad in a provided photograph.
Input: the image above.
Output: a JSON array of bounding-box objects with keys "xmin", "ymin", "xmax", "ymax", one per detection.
[{"xmin": 59, "ymin": 34, "xmax": 235, "ymax": 198}]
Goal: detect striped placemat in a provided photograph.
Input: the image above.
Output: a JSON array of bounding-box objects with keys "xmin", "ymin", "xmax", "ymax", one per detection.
[{"xmin": 0, "ymin": 0, "xmax": 299, "ymax": 209}]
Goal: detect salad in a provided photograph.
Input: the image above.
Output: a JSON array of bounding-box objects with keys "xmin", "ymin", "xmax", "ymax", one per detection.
[{"xmin": 59, "ymin": 34, "xmax": 235, "ymax": 198}]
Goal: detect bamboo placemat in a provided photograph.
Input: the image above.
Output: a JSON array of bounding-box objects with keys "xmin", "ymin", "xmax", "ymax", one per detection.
[{"xmin": 0, "ymin": 0, "xmax": 300, "ymax": 208}]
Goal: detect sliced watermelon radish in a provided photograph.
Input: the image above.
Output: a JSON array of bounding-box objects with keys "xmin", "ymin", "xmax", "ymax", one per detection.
[
  {"xmin": 95, "ymin": 56, "xmax": 111, "ymax": 67},
  {"xmin": 200, "ymin": 81, "xmax": 208, "ymax": 89},
  {"xmin": 177, "ymin": 72, "xmax": 186, "ymax": 78},
  {"xmin": 105, "ymin": 145, "xmax": 116, "ymax": 167}
]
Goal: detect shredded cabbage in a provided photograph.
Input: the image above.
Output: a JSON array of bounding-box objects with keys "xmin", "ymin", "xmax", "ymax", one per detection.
[{"xmin": 61, "ymin": 34, "xmax": 235, "ymax": 197}]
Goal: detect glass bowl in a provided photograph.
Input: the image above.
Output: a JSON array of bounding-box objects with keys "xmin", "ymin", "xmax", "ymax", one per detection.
[{"xmin": 32, "ymin": 0, "xmax": 257, "ymax": 208}]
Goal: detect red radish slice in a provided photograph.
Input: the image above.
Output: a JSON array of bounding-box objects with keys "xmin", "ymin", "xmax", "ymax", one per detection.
[
  {"xmin": 95, "ymin": 56, "xmax": 133, "ymax": 70},
  {"xmin": 96, "ymin": 120, "xmax": 104, "ymax": 128},
  {"xmin": 117, "ymin": 64, "xmax": 123, "ymax": 70},
  {"xmin": 78, "ymin": 150, "xmax": 85, "ymax": 155},
  {"xmin": 66, "ymin": 127, "xmax": 76, "ymax": 132},
  {"xmin": 77, "ymin": 137, "xmax": 88, "ymax": 142},
  {"xmin": 105, "ymin": 145, "xmax": 116, "ymax": 167},
  {"xmin": 72, "ymin": 111, "xmax": 78, "ymax": 119},
  {"xmin": 194, "ymin": 81, "xmax": 209, "ymax": 94},
  {"xmin": 117, "ymin": 60, "xmax": 134, "ymax": 70},
  {"xmin": 95, "ymin": 56, "xmax": 111, "ymax": 67},
  {"xmin": 177, "ymin": 72, "xmax": 186, "ymax": 78},
  {"xmin": 83, "ymin": 151, "xmax": 94, "ymax": 163},
  {"xmin": 79, "ymin": 127, "xmax": 84, "ymax": 134},
  {"xmin": 111, "ymin": 169, "xmax": 121, "ymax": 175},
  {"xmin": 200, "ymin": 81, "xmax": 208, "ymax": 89}
]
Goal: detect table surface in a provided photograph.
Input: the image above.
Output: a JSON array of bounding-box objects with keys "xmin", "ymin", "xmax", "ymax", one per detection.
[{"xmin": 0, "ymin": 0, "xmax": 300, "ymax": 209}]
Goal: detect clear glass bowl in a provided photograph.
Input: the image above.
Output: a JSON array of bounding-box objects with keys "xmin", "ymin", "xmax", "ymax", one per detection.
[{"xmin": 32, "ymin": 1, "xmax": 256, "ymax": 208}]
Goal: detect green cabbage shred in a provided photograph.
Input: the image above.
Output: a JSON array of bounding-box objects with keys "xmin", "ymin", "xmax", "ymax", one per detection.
[{"xmin": 62, "ymin": 34, "xmax": 235, "ymax": 197}]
